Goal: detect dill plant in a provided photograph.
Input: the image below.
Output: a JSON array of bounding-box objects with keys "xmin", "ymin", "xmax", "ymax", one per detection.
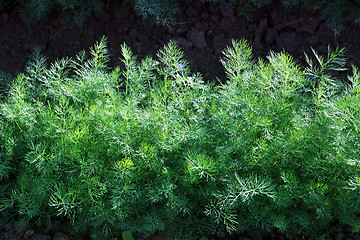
[
  {"xmin": 134, "ymin": 0, "xmax": 177, "ymax": 27},
  {"xmin": 1, "ymin": 37, "xmax": 360, "ymax": 239}
]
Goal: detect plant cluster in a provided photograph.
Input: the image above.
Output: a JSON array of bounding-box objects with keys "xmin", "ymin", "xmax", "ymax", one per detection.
[
  {"xmin": 134, "ymin": 0, "xmax": 177, "ymax": 27},
  {"xmin": 1, "ymin": 37, "xmax": 360, "ymax": 239}
]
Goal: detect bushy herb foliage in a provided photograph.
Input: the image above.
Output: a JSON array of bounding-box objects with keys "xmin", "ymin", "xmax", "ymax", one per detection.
[
  {"xmin": 134, "ymin": 0, "xmax": 177, "ymax": 27},
  {"xmin": 1, "ymin": 37, "xmax": 360, "ymax": 239}
]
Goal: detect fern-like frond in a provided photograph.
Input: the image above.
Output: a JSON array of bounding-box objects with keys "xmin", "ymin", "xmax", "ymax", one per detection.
[{"xmin": 221, "ymin": 39, "xmax": 253, "ymax": 80}]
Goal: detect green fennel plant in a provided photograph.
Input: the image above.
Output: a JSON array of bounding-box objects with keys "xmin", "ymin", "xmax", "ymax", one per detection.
[{"xmin": 1, "ymin": 37, "xmax": 360, "ymax": 239}]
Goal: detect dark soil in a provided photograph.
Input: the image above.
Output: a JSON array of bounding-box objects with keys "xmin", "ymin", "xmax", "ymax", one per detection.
[
  {"xmin": 1, "ymin": 1, "xmax": 360, "ymax": 239},
  {"xmin": 1, "ymin": 1, "xmax": 360, "ymax": 81}
]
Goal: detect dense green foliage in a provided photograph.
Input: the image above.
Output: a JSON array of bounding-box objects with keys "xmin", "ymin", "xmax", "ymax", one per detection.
[
  {"xmin": 134, "ymin": 0, "xmax": 177, "ymax": 27},
  {"xmin": 1, "ymin": 0, "xmax": 359, "ymax": 33},
  {"xmin": 1, "ymin": 37, "xmax": 360, "ymax": 239}
]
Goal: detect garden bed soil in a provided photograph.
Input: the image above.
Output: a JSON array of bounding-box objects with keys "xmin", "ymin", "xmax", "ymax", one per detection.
[{"xmin": 1, "ymin": 1, "xmax": 360, "ymax": 82}]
